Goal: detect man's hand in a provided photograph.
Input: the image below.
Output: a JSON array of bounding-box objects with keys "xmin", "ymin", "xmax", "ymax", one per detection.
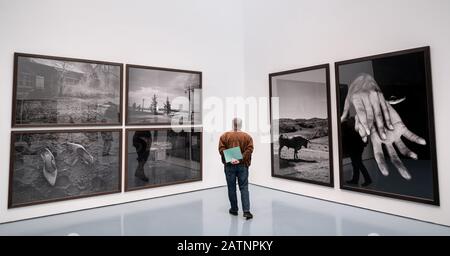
[
  {"xmin": 341, "ymin": 73, "xmax": 394, "ymax": 142},
  {"xmin": 370, "ymin": 104, "xmax": 426, "ymax": 180},
  {"xmin": 231, "ymin": 158, "xmax": 240, "ymax": 165}
]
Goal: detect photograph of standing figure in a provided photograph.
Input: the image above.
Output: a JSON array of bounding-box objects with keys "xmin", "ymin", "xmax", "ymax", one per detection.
[
  {"xmin": 270, "ymin": 65, "xmax": 333, "ymax": 187},
  {"xmin": 9, "ymin": 130, "xmax": 122, "ymax": 208},
  {"xmin": 336, "ymin": 47, "xmax": 439, "ymax": 205},
  {"xmin": 12, "ymin": 53, "xmax": 122, "ymax": 127},
  {"xmin": 125, "ymin": 128, "xmax": 202, "ymax": 191},
  {"xmin": 126, "ymin": 65, "xmax": 202, "ymax": 125}
]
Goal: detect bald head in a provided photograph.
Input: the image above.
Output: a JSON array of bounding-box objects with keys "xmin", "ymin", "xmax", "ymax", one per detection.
[{"xmin": 232, "ymin": 118, "xmax": 242, "ymax": 131}]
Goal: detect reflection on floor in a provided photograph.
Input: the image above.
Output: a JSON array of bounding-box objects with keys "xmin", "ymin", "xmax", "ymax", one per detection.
[{"xmin": 0, "ymin": 185, "xmax": 449, "ymax": 236}]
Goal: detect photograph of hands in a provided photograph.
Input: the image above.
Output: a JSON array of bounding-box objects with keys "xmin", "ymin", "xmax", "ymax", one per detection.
[{"xmin": 336, "ymin": 47, "xmax": 439, "ymax": 205}]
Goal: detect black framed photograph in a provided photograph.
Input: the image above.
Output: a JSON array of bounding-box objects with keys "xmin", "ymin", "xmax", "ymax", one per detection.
[
  {"xmin": 12, "ymin": 53, "xmax": 123, "ymax": 127},
  {"xmin": 9, "ymin": 129, "xmax": 122, "ymax": 208},
  {"xmin": 269, "ymin": 64, "xmax": 334, "ymax": 187},
  {"xmin": 125, "ymin": 128, "xmax": 202, "ymax": 191},
  {"xmin": 126, "ymin": 65, "xmax": 202, "ymax": 125},
  {"xmin": 335, "ymin": 46, "xmax": 439, "ymax": 205}
]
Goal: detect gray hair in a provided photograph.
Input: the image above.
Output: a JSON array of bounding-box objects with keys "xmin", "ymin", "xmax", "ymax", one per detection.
[{"xmin": 232, "ymin": 118, "xmax": 242, "ymax": 131}]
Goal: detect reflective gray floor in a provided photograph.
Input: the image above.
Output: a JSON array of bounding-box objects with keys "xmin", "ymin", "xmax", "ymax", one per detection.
[{"xmin": 1, "ymin": 185, "xmax": 449, "ymax": 236}]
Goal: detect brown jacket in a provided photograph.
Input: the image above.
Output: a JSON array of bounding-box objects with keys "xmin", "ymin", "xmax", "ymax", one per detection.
[{"xmin": 218, "ymin": 130, "xmax": 254, "ymax": 166}]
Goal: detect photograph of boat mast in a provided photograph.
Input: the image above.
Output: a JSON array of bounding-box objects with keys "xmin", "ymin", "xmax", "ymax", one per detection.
[{"xmin": 126, "ymin": 65, "xmax": 201, "ymax": 125}]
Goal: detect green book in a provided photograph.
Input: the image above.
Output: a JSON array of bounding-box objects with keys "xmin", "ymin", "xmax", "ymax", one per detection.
[{"xmin": 223, "ymin": 146, "xmax": 243, "ymax": 163}]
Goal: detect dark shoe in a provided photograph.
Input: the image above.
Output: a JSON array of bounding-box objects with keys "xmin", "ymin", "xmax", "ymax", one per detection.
[
  {"xmin": 229, "ymin": 209, "xmax": 238, "ymax": 216},
  {"xmin": 346, "ymin": 179, "xmax": 358, "ymax": 185},
  {"xmin": 361, "ymin": 180, "xmax": 372, "ymax": 187},
  {"xmin": 135, "ymin": 169, "xmax": 149, "ymax": 182},
  {"xmin": 243, "ymin": 211, "xmax": 253, "ymax": 220}
]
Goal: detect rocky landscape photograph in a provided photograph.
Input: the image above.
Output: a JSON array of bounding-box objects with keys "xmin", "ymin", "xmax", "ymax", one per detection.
[
  {"xmin": 273, "ymin": 117, "xmax": 330, "ymax": 183},
  {"xmin": 270, "ymin": 66, "xmax": 333, "ymax": 186}
]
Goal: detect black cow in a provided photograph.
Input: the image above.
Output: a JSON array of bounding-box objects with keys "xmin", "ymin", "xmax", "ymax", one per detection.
[{"xmin": 278, "ymin": 134, "xmax": 309, "ymax": 159}]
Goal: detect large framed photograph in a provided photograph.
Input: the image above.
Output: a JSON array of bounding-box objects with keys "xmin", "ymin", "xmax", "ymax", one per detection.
[
  {"xmin": 125, "ymin": 128, "xmax": 202, "ymax": 191},
  {"xmin": 335, "ymin": 47, "xmax": 439, "ymax": 205},
  {"xmin": 9, "ymin": 129, "xmax": 122, "ymax": 208},
  {"xmin": 12, "ymin": 53, "xmax": 123, "ymax": 127},
  {"xmin": 126, "ymin": 65, "xmax": 202, "ymax": 125},
  {"xmin": 269, "ymin": 64, "xmax": 334, "ymax": 187}
]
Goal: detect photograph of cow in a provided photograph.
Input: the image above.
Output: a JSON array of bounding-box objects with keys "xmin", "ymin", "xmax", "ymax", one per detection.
[
  {"xmin": 336, "ymin": 47, "xmax": 439, "ymax": 205},
  {"xmin": 270, "ymin": 65, "xmax": 333, "ymax": 186},
  {"xmin": 278, "ymin": 134, "xmax": 309, "ymax": 160}
]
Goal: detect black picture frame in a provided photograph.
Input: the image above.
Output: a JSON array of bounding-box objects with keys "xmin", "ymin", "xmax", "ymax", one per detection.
[
  {"xmin": 124, "ymin": 127, "xmax": 203, "ymax": 192},
  {"xmin": 269, "ymin": 64, "xmax": 334, "ymax": 187},
  {"xmin": 335, "ymin": 46, "xmax": 439, "ymax": 205},
  {"xmin": 125, "ymin": 64, "xmax": 202, "ymax": 126},
  {"xmin": 12, "ymin": 53, "xmax": 123, "ymax": 128},
  {"xmin": 8, "ymin": 129, "xmax": 122, "ymax": 208}
]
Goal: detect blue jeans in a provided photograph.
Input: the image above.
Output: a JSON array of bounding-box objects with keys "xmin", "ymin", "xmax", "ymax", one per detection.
[{"xmin": 224, "ymin": 164, "xmax": 250, "ymax": 212}]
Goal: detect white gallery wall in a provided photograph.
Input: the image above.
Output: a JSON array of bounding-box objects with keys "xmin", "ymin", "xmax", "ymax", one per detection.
[
  {"xmin": 1, "ymin": 0, "xmax": 450, "ymax": 227},
  {"xmin": 0, "ymin": 0, "xmax": 245, "ymax": 223},
  {"xmin": 243, "ymin": 0, "xmax": 450, "ymax": 226}
]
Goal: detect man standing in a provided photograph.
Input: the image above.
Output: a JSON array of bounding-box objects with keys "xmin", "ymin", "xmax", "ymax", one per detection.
[
  {"xmin": 101, "ymin": 130, "xmax": 113, "ymax": 156},
  {"xmin": 132, "ymin": 130, "xmax": 152, "ymax": 182},
  {"xmin": 218, "ymin": 118, "xmax": 254, "ymax": 219}
]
